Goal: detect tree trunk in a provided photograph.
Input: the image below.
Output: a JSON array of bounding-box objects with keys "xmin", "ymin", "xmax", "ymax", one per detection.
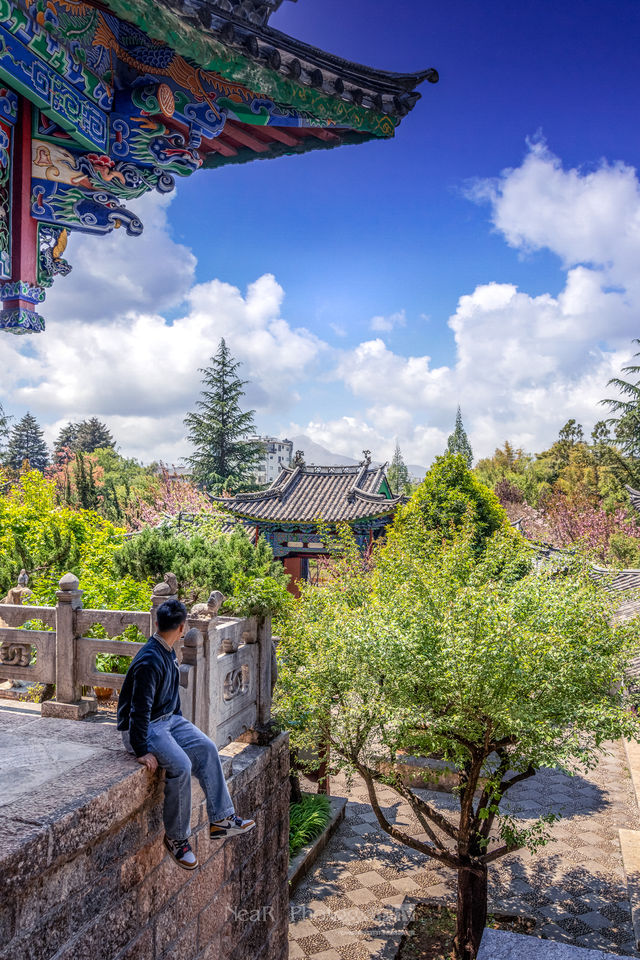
[{"xmin": 454, "ymin": 859, "xmax": 488, "ymax": 960}]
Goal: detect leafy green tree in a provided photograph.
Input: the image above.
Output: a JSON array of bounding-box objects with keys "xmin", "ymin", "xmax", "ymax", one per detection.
[
  {"xmin": 5, "ymin": 412, "xmax": 49, "ymax": 472},
  {"xmin": 602, "ymin": 339, "xmax": 640, "ymax": 460},
  {"xmin": 400, "ymin": 453, "xmax": 507, "ymax": 554},
  {"xmin": 447, "ymin": 406, "xmax": 473, "ymax": 467},
  {"xmin": 276, "ymin": 521, "xmax": 640, "ymax": 960},
  {"xmin": 0, "ymin": 469, "xmax": 147, "ymax": 608},
  {"xmin": 184, "ymin": 338, "xmax": 263, "ymax": 493},
  {"xmin": 387, "ymin": 440, "xmax": 411, "ymax": 495}
]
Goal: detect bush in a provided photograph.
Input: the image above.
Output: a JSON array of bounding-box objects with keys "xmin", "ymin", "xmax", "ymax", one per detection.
[{"xmin": 115, "ymin": 525, "xmax": 289, "ymax": 612}]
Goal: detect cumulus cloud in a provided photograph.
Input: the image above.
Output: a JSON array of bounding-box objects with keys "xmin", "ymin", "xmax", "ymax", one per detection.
[
  {"xmin": 45, "ymin": 191, "xmax": 197, "ymax": 323},
  {"xmin": 0, "ymin": 201, "xmax": 323, "ymax": 459},
  {"xmin": 2, "ymin": 142, "xmax": 639, "ymax": 470},
  {"xmin": 297, "ymin": 142, "xmax": 640, "ymax": 465}
]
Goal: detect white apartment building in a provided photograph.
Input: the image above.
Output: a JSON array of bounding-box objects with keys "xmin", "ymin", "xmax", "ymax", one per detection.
[{"xmin": 251, "ymin": 437, "xmax": 293, "ymax": 485}]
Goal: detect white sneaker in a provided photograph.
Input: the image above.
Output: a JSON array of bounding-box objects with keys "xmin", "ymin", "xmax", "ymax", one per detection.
[
  {"xmin": 210, "ymin": 814, "xmax": 256, "ymax": 839},
  {"xmin": 164, "ymin": 835, "xmax": 198, "ymax": 870}
]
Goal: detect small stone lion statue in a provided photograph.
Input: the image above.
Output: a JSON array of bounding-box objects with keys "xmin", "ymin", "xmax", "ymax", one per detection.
[{"xmin": 190, "ymin": 590, "xmax": 225, "ymax": 620}]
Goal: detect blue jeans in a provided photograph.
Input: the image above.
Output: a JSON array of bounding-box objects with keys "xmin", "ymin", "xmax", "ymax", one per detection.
[{"xmin": 121, "ymin": 714, "xmax": 235, "ymax": 841}]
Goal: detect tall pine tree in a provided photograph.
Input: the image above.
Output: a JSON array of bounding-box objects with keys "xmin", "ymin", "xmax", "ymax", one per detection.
[
  {"xmin": 5, "ymin": 412, "xmax": 49, "ymax": 472},
  {"xmin": 184, "ymin": 339, "xmax": 263, "ymax": 492},
  {"xmin": 0, "ymin": 401, "xmax": 11, "ymax": 457},
  {"xmin": 447, "ymin": 406, "xmax": 473, "ymax": 467},
  {"xmin": 55, "ymin": 418, "xmax": 114, "ymax": 454},
  {"xmin": 387, "ymin": 440, "xmax": 411, "ymax": 495}
]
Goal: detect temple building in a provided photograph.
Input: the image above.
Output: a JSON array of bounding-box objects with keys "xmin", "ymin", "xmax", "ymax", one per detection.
[
  {"xmin": 216, "ymin": 455, "xmax": 404, "ymax": 593},
  {"xmin": 0, "ymin": 0, "xmax": 437, "ymax": 334}
]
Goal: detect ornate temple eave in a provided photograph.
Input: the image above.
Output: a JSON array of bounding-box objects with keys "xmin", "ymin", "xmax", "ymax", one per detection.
[
  {"xmin": 99, "ymin": 0, "xmax": 437, "ymax": 130},
  {"xmin": 0, "ymin": 0, "xmax": 435, "ymax": 333}
]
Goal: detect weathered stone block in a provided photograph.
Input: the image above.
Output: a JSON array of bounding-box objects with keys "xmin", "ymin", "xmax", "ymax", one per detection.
[
  {"xmin": 112, "ymin": 928, "xmax": 154, "ymax": 960},
  {"xmin": 119, "ymin": 834, "xmax": 166, "ymax": 893},
  {"xmin": 157, "ymin": 925, "xmax": 198, "ymax": 960},
  {"xmin": 53, "ymin": 896, "xmax": 139, "ymax": 960}
]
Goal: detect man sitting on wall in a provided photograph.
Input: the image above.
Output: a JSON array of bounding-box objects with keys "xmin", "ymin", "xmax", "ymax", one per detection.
[{"xmin": 117, "ymin": 598, "xmax": 255, "ymax": 870}]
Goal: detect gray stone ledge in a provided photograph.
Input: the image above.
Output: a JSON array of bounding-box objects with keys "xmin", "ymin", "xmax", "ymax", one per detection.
[{"xmin": 478, "ymin": 928, "xmax": 625, "ymax": 959}]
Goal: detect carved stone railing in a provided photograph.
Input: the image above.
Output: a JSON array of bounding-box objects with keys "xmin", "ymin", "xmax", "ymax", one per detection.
[{"xmin": 0, "ymin": 572, "xmax": 276, "ymax": 747}]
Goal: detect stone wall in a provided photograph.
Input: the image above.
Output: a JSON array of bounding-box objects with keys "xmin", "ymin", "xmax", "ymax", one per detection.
[{"xmin": 0, "ymin": 709, "xmax": 289, "ymax": 960}]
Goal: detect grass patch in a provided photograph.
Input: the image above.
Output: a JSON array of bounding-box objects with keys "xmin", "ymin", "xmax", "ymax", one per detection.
[
  {"xmin": 289, "ymin": 792, "xmax": 331, "ymax": 859},
  {"xmin": 396, "ymin": 903, "xmax": 535, "ymax": 959}
]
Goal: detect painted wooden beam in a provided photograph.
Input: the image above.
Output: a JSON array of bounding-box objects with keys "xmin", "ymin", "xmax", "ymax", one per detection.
[
  {"xmin": 0, "ymin": 24, "xmax": 108, "ymax": 152},
  {"xmin": 222, "ymin": 121, "xmax": 271, "ymax": 152}
]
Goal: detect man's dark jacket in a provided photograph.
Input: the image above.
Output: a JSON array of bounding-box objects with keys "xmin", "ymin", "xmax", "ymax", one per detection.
[{"xmin": 116, "ymin": 636, "xmax": 181, "ymax": 757}]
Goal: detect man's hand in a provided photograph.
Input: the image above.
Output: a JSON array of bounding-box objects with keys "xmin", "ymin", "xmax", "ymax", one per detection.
[{"xmin": 137, "ymin": 753, "xmax": 158, "ymax": 772}]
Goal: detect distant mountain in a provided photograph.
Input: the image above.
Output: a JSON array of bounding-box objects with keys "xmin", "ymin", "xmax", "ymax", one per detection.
[
  {"xmin": 288, "ymin": 435, "xmax": 426, "ymax": 479},
  {"xmin": 288, "ymin": 435, "xmax": 359, "ymax": 467}
]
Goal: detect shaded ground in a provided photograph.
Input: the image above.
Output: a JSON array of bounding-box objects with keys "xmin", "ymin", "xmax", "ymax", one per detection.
[{"xmin": 289, "ymin": 741, "xmax": 639, "ymax": 959}]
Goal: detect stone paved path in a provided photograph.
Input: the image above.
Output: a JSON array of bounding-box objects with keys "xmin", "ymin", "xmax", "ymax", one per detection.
[{"xmin": 289, "ymin": 741, "xmax": 640, "ymax": 959}]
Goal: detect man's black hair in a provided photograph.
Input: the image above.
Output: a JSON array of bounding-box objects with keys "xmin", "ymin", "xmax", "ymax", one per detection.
[{"xmin": 156, "ymin": 598, "xmax": 188, "ymax": 632}]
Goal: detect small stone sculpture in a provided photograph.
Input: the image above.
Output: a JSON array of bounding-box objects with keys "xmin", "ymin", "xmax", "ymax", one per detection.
[{"xmin": 190, "ymin": 590, "xmax": 225, "ymax": 620}]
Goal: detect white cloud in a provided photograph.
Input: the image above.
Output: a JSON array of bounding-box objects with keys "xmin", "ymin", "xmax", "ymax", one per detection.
[
  {"xmin": 45, "ymin": 191, "xmax": 196, "ymax": 323},
  {"xmin": 369, "ymin": 309, "xmax": 406, "ymax": 333},
  {"xmin": 2, "ymin": 142, "xmax": 639, "ymax": 471},
  {"xmin": 296, "ymin": 142, "xmax": 640, "ymax": 465},
  {"xmin": 0, "ymin": 193, "xmax": 323, "ymax": 460}
]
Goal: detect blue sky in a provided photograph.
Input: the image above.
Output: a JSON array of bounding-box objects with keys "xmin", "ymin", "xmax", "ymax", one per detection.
[{"xmin": 1, "ymin": 0, "xmax": 639, "ymax": 467}]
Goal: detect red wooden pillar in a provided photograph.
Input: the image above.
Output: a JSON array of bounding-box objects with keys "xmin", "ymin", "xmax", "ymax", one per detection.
[
  {"xmin": 0, "ymin": 96, "xmax": 45, "ymax": 333},
  {"xmin": 283, "ymin": 556, "xmax": 303, "ymax": 598}
]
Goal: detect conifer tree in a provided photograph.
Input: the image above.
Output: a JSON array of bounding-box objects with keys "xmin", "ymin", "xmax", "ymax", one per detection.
[
  {"xmin": 5, "ymin": 412, "xmax": 49, "ymax": 472},
  {"xmin": 447, "ymin": 406, "xmax": 473, "ymax": 468},
  {"xmin": 184, "ymin": 338, "xmax": 263, "ymax": 492},
  {"xmin": 0, "ymin": 401, "xmax": 11, "ymax": 456},
  {"xmin": 55, "ymin": 418, "xmax": 114, "ymax": 454},
  {"xmin": 76, "ymin": 417, "xmax": 114, "ymax": 453},
  {"xmin": 54, "ymin": 422, "xmax": 79, "ymax": 454},
  {"xmin": 387, "ymin": 440, "xmax": 411, "ymax": 495},
  {"xmin": 602, "ymin": 339, "xmax": 640, "ymax": 460}
]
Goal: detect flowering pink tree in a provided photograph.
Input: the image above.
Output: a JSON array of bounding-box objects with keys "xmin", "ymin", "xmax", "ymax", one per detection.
[
  {"xmin": 127, "ymin": 466, "xmax": 222, "ymax": 530},
  {"xmin": 546, "ymin": 491, "xmax": 640, "ymax": 562}
]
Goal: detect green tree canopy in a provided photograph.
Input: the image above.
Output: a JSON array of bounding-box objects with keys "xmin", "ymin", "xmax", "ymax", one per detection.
[
  {"xmin": 387, "ymin": 440, "xmax": 411, "ymax": 495},
  {"xmin": 447, "ymin": 406, "xmax": 473, "ymax": 467},
  {"xmin": 184, "ymin": 338, "xmax": 263, "ymax": 493},
  {"xmin": 400, "ymin": 453, "xmax": 507, "ymax": 554},
  {"xmin": 5, "ymin": 412, "xmax": 49, "ymax": 473},
  {"xmin": 276, "ymin": 519, "xmax": 640, "ymax": 960}
]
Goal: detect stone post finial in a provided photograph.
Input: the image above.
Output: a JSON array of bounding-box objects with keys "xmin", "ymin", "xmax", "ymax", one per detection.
[
  {"xmin": 58, "ymin": 572, "xmax": 80, "ymax": 593},
  {"xmin": 17, "ymin": 569, "xmax": 28, "ymax": 587}
]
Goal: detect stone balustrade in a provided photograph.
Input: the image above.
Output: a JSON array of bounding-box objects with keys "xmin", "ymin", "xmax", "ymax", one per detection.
[{"xmin": 0, "ymin": 572, "xmax": 277, "ymax": 747}]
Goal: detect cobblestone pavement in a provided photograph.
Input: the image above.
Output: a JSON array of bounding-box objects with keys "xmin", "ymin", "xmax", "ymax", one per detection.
[{"xmin": 289, "ymin": 741, "xmax": 640, "ymax": 959}]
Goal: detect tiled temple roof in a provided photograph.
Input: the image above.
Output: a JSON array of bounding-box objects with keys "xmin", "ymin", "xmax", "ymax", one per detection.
[
  {"xmin": 626, "ymin": 485, "xmax": 640, "ymax": 512},
  {"xmin": 214, "ymin": 461, "xmax": 404, "ymax": 523}
]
